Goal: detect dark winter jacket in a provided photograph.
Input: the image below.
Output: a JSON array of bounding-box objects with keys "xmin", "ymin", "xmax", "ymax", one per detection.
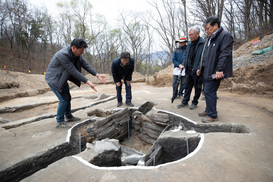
[
  {"xmin": 200, "ymin": 26, "xmax": 233, "ymax": 80},
  {"xmin": 172, "ymin": 45, "xmax": 187, "ymax": 68},
  {"xmin": 183, "ymin": 37, "xmax": 205, "ymax": 74},
  {"xmin": 45, "ymin": 46, "xmax": 97, "ymax": 92},
  {"xmin": 111, "ymin": 57, "xmax": 134, "ymax": 83}
]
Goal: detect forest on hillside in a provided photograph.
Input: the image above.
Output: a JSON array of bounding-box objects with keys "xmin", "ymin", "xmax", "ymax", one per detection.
[{"xmin": 0, "ymin": 0, "xmax": 272, "ymax": 75}]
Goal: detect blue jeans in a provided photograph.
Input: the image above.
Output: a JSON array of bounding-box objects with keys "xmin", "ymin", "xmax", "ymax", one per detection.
[
  {"xmin": 172, "ymin": 75, "xmax": 185, "ymax": 97},
  {"xmin": 203, "ymin": 79, "xmax": 221, "ymax": 118},
  {"xmin": 116, "ymin": 80, "xmax": 132, "ymax": 103},
  {"xmin": 48, "ymin": 83, "xmax": 73, "ymax": 123}
]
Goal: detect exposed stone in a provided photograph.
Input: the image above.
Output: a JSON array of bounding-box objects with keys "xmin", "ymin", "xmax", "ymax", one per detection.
[
  {"xmin": 120, "ymin": 145, "xmax": 144, "ymax": 156},
  {"xmin": 139, "ymin": 133, "xmax": 156, "ymax": 144},
  {"xmin": 142, "ymin": 121, "xmax": 165, "ymax": 133},
  {"xmin": 144, "ymin": 129, "xmax": 201, "ymax": 166},
  {"xmin": 137, "ymin": 101, "xmax": 156, "ymax": 115},
  {"xmin": 142, "ymin": 127, "xmax": 161, "ymax": 140},
  {"xmin": 148, "ymin": 113, "xmax": 170, "ymax": 126},
  {"xmin": 121, "ymin": 154, "xmax": 144, "ymax": 165},
  {"xmin": 94, "ymin": 93, "xmax": 109, "ymax": 100},
  {"xmin": 194, "ymin": 123, "xmax": 250, "ymax": 133},
  {"xmin": 86, "ymin": 108, "xmax": 130, "ymax": 141},
  {"xmin": 143, "ymin": 143, "xmax": 163, "ymax": 166},
  {"xmin": 0, "ymin": 117, "xmax": 10, "ymax": 124},
  {"xmin": 87, "ymin": 108, "xmax": 113, "ymax": 117},
  {"xmin": 81, "ymin": 139, "xmax": 122, "ymax": 167},
  {"xmin": 161, "ymin": 111, "xmax": 195, "ymax": 129},
  {"xmin": 91, "ymin": 148, "xmax": 122, "ymax": 167}
]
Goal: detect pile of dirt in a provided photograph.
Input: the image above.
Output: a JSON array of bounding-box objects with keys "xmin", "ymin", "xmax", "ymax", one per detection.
[
  {"xmin": 146, "ymin": 65, "xmax": 173, "ymax": 87},
  {"xmin": 220, "ymin": 55, "xmax": 273, "ymax": 97},
  {"xmin": 0, "ymin": 70, "xmax": 49, "ymax": 102},
  {"xmin": 233, "ymin": 33, "xmax": 273, "ymax": 58}
]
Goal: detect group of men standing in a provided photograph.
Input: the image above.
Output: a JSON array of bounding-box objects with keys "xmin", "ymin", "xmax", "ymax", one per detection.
[
  {"xmin": 45, "ymin": 16, "xmax": 233, "ymax": 128},
  {"xmin": 172, "ymin": 16, "xmax": 233, "ymax": 123}
]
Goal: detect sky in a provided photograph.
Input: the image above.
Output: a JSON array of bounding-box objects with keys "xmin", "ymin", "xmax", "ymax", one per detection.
[{"xmin": 28, "ymin": 0, "xmax": 152, "ymax": 26}]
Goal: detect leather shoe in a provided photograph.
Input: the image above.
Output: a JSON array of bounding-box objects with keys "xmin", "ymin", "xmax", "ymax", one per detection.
[
  {"xmin": 201, "ymin": 116, "xmax": 218, "ymax": 123},
  {"xmin": 117, "ymin": 102, "xmax": 122, "ymax": 107},
  {"xmin": 66, "ymin": 116, "xmax": 81, "ymax": 122},
  {"xmin": 189, "ymin": 104, "xmax": 197, "ymax": 110},
  {"xmin": 198, "ymin": 111, "xmax": 207, "ymax": 117},
  {"xmin": 126, "ymin": 102, "xmax": 134, "ymax": 107},
  {"xmin": 177, "ymin": 103, "xmax": 188, "ymax": 108}
]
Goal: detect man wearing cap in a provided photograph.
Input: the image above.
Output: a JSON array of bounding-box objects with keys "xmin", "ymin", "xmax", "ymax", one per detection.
[
  {"xmin": 45, "ymin": 38, "xmax": 106, "ymax": 128},
  {"xmin": 172, "ymin": 37, "xmax": 187, "ymax": 100},
  {"xmin": 111, "ymin": 52, "xmax": 134, "ymax": 107},
  {"xmin": 177, "ymin": 25, "xmax": 205, "ymax": 110}
]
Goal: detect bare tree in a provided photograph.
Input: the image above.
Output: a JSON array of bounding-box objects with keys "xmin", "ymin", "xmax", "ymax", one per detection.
[
  {"xmin": 147, "ymin": 0, "xmax": 186, "ymax": 64},
  {"xmin": 270, "ymin": 0, "xmax": 273, "ymax": 29},
  {"xmin": 181, "ymin": 0, "xmax": 188, "ymax": 39},
  {"xmin": 189, "ymin": 0, "xmax": 225, "ymax": 23},
  {"xmin": 70, "ymin": 0, "xmax": 92, "ymax": 39},
  {"xmin": 224, "ymin": 1, "xmax": 236, "ymax": 40},
  {"xmin": 120, "ymin": 11, "xmax": 146, "ymax": 71}
]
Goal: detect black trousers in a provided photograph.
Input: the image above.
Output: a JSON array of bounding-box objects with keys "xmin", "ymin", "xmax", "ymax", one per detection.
[
  {"xmin": 181, "ymin": 72, "xmax": 202, "ymax": 105},
  {"xmin": 203, "ymin": 79, "xmax": 221, "ymax": 118}
]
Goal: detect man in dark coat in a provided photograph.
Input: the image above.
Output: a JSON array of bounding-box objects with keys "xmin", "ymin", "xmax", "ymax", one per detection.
[
  {"xmin": 197, "ymin": 17, "xmax": 233, "ymax": 123},
  {"xmin": 111, "ymin": 52, "xmax": 134, "ymax": 107},
  {"xmin": 177, "ymin": 25, "xmax": 205, "ymax": 110},
  {"xmin": 45, "ymin": 38, "xmax": 106, "ymax": 128}
]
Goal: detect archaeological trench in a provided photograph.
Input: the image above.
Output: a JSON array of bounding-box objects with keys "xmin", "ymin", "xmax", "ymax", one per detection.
[{"xmin": 0, "ymin": 97, "xmax": 250, "ymax": 181}]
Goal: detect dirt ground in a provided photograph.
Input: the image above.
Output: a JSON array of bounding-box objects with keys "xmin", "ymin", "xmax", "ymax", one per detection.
[{"xmin": 1, "ymin": 52, "xmax": 273, "ymax": 181}]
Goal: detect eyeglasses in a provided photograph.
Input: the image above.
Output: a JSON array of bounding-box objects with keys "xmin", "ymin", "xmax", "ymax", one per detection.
[{"xmin": 205, "ymin": 25, "xmax": 213, "ymax": 32}]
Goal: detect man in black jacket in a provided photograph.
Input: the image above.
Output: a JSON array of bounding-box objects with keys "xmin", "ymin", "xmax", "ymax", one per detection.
[
  {"xmin": 45, "ymin": 39, "xmax": 106, "ymax": 128},
  {"xmin": 197, "ymin": 17, "xmax": 233, "ymax": 123},
  {"xmin": 177, "ymin": 26, "xmax": 205, "ymax": 110},
  {"xmin": 111, "ymin": 52, "xmax": 134, "ymax": 107}
]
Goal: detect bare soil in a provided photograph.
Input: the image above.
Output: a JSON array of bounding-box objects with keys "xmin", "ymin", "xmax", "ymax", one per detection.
[{"xmin": 220, "ymin": 56, "xmax": 273, "ymax": 97}]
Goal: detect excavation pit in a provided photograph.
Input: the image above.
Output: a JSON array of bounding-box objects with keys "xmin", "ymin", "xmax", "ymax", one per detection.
[
  {"xmin": 70, "ymin": 102, "xmax": 250, "ymax": 168},
  {"xmin": 0, "ymin": 102, "xmax": 250, "ymax": 181}
]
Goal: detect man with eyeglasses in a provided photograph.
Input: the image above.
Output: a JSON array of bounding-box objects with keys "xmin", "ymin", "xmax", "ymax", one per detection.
[
  {"xmin": 177, "ymin": 26, "xmax": 205, "ymax": 110},
  {"xmin": 45, "ymin": 38, "xmax": 106, "ymax": 128},
  {"xmin": 111, "ymin": 52, "xmax": 135, "ymax": 107},
  {"xmin": 197, "ymin": 16, "xmax": 233, "ymax": 123}
]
